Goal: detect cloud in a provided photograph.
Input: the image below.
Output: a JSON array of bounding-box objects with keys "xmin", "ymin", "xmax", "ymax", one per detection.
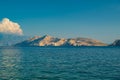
[{"xmin": 0, "ymin": 18, "xmax": 23, "ymax": 35}]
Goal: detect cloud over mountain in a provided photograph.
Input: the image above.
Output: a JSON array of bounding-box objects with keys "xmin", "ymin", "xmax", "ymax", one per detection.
[{"xmin": 0, "ymin": 18, "xmax": 23, "ymax": 35}]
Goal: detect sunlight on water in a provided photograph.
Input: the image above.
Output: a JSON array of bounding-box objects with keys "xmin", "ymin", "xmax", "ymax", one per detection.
[{"xmin": 0, "ymin": 47, "xmax": 21, "ymax": 80}]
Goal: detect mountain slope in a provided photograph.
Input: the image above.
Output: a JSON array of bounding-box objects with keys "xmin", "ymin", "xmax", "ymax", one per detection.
[
  {"xmin": 67, "ymin": 38, "xmax": 107, "ymax": 46},
  {"xmin": 15, "ymin": 35, "xmax": 107, "ymax": 47},
  {"xmin": 110, "ymin": 39, "xmax": 120, "ymax": 46}
]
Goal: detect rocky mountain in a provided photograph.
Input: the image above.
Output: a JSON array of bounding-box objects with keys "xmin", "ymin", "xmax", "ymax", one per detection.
[
  {"xmin": 0, "ymin": 33, "xmax": 28, "ymax": 46},
  {"xmin": 110, "ymin": 39, "xmax": 120, "ymax": 46},
  {"xmin": 15, "ymin": 35, "xmax": 107, "ymax": 47}
]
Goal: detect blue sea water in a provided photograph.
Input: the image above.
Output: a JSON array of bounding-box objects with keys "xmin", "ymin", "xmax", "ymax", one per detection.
[{"xmin": 0, "ymin": 47, "xmax": 120, "ymax": 80}]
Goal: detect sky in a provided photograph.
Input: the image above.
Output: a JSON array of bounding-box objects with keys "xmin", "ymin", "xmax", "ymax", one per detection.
[{"xmin": 0, "ymin": 0, "xmax": 120, "ymax": 43}]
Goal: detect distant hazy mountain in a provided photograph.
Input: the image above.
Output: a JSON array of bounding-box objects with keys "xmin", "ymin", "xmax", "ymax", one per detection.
[
  {"xmin": 0, "ymin": 33, "xmax": 29, "ymax": 46},
  {"xmin": 110, "ymin": 39, "xmax": 120, "ymax": 46},
  {"xmin": 15, "ymin": 35, "xmax": 107, "ymax": 47}
]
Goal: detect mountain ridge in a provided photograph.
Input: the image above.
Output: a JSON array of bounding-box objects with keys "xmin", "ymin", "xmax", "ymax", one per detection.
[{"xmin": 15, "ymin": 35, "xmax": 107, "ymax": 47}]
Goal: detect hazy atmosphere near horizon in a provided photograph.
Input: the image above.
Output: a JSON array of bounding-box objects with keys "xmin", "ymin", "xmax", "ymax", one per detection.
[
  {"xmin": 0, "ymin": 0, "xmax": 120, "ymax": 43},
  {"xmin": 1, "ymin": 1, "xmax": 120, "ymax": 80}
]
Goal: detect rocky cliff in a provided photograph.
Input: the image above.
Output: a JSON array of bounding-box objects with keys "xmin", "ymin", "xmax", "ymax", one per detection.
[{"xmin": 15, "ymin": 35, "xmax": 107, "ymax": 47}]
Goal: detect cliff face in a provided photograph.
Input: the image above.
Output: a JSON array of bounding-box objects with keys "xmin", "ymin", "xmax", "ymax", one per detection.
[
  {"xmin": 110, "ymin": 40, "xmax": 120, "ymax": 46},
  {"xmin": 15, "ymin": 35, "xmax": 107, "ymax": 47}
]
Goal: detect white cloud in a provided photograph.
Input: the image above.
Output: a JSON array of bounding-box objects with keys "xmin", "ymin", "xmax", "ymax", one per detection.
[{"xmin": 0, "ymin": 18, "xmax": 23, "ymax": 35}]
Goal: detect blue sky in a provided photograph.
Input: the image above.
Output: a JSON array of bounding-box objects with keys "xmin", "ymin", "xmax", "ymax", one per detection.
[{"xmin": 0, "ymin": 0, "xmax": 120, "ymax": 43}]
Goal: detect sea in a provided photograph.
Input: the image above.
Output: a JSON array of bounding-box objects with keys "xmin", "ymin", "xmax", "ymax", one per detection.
[{"xmin": 0, "ymin": 47, "xmax": 120, "ymax": 80}]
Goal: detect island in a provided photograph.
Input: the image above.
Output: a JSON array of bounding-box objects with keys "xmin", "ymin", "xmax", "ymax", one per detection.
[{"xmin": 14, "ymin": 35, "xmax": 107, "ymax": 47}]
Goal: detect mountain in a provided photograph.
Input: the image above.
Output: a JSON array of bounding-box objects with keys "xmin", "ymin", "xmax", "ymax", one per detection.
[
  {"xmin": 67, "ymin": 38, "xmax": 107, "ymax": 46},
  {"xmin": 0, "ymin": 33, "xmax": 29, "ymax": 46},
  {"xmin": 15, "ymin": 35, "xmax": 107, "ymax": 47},
  {"xmin": 110, "ymin": 39, "xmax": 120, "ymax": 46}
]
